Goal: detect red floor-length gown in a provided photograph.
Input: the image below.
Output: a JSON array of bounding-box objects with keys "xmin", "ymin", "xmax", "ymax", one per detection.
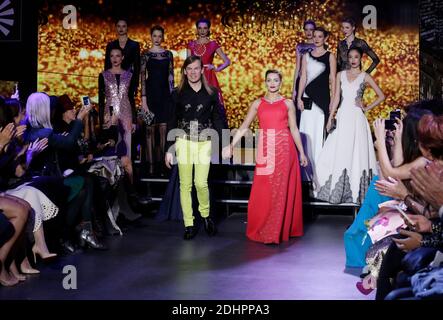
[
  {"xmin": 247, "ymin": 98, "xmax": 304, "ymax": 244},
  {"xmin": 188, "ymin": 40, "xmax": 227, "ymax": 124}
]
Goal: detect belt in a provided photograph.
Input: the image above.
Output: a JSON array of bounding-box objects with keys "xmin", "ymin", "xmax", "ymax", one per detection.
[{"xmin": 178, "ymin": 134, "xmax": 212, "ymax": 142}]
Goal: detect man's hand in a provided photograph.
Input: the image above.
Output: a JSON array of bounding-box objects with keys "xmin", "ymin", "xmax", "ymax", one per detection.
[{"xmin": 165, "ymin": 152, "xmax": 174, "ymax": 169}]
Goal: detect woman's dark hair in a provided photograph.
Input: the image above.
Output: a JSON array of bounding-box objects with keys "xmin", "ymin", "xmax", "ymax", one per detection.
[
  {"xmin": 178, "ymin": 55, "xmax": 213, "ymax": 95},
  {"xmin": 303, "ymin": 19, "xmax": 316, "ymax": 30},
  {"xmin": 401, "ymin": 107, "xmax": 433, "ymax": 164},
  {"xmin": 314, "ymin": 27, "xmax": 329, "ymax": 49},
  {"xmin": 196, "ymin": 18, "xmax": 211, "ymax": 36},
  {"xmin": 342, "ymin": 17, "xmax": 356, "ymax": 29},
  {"xmin": 0, "ymin": 98, "xmax": 22, "ymax": 127},
  {"xmin": 115, "ymin": 18, "xmax": 128, "ymax": 26},
  {"xmin": 314, "ymin": 27, "xmax": 329, "ymax": 38},
  {"xmin": 109, "ymin": 46, "xmax": 124, "ymax": 56},
  {"xmin": 265, "ymin": 69, "xmax": 282, "ymax": 81},
  {"xmin": 151, "ymin": 25, "xmax": 164, "ymax": 36},
  {"xmin": 347, "ymin": 47, "xmax": 363, "ymax": 69}
]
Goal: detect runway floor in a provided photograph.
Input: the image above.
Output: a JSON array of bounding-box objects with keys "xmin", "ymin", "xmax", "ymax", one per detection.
[{"xmin": 0, "ymin": 213, "xmax": 374, "ymax": 300}]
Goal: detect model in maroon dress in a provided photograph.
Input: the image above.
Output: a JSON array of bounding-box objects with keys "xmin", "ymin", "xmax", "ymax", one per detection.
[
  {"xmin": 187, "ymin": 18, "xmax": 230, "ymax": 126},
  {"xmin": 223, "ymin": 70, "xmax": 308, "ymax": 244}
]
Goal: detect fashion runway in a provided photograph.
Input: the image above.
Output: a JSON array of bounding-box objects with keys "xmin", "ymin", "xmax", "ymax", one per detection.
[{"xmin": 0, "ymin": 214, "xmax": 374, "ymax": 300}]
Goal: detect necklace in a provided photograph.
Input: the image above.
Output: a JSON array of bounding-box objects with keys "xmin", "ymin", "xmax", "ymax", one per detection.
[
  {"xmin": 264, "ymin": 95, "xmax": 283, "ymax": 103},
  {"xmin": 193, "ymin": 38, "xmax": 208, "ymax": 57}
]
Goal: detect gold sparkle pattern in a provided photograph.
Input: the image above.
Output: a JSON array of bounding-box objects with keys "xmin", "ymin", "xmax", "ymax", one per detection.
[{"xmin": 38, "ymin": 0, "xmax": 418, "ymax": 128}]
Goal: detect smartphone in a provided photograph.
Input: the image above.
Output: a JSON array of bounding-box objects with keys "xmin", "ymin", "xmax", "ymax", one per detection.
[
  {"xmin": 82, "ymin": 96, "xmax": 91, "ymax": 106},
  {"xmin": 386, "ymin": 109, "xmax": 401, "ymax": 131},
  {"xmin": 394, "ymin": 205, "xmax": 415, "ymax": 226},
  {"xmin": 109, "ymin": 106, "xmax": 114, "ymax": 116}
]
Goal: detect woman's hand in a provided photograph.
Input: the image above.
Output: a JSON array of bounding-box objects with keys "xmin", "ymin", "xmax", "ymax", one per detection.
[
  {"xmin": 204, "ymin": 64, "xmax": 215, "ymax": 71},
  {"xmin": 14, "ymin": 125, "xmax": 27, "ymax": 139},
  {"xmin": 26, "ymin": 138, "xmax": 48, "ymax": 166},
  {"xmin": 77, "ymin": 105, "xmax": 92, "ymax": 120},
  {"xmin": 373, "ymin": 118, "xmax": 386, "ymax": 141},
  {"xmin": 142, "ymin": 101, "xmax": 149, "ymax": 112},
  {"xmin": 393, "ymin": 117, "xmax": 403, "ymax": 143},
  {"xmin": 0, "ymin": 123, "xmax": 15, "ymax": 148},
  {"xmin": 299, "ymin": 153, "xmax": 308, "ymax": 167},
  {"xmin": 297, "ymin": 98, "xmax": 304, "ymax": 111},
  {"xmin": 326, "ymin": 117, "xmax": 333, "ymax": 133},
  {"xmin": 374, "ymin": 177, "xmax": 409, "ymax": 200},
  {"xmin": 356, "ymin": 98, "xmax": 366, "ymax": 112},
  {"xmin": 393, "ymin": 229, "xmax": 423, "ymax": 252}
]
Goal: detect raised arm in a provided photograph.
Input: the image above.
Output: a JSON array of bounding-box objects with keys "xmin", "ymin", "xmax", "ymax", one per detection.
[
  {"xmin": 215, "ymin": 47, "xmax": 231, "ymax": 72},
  {"xmin": 362, "ymin": 73, "xmax": 385, "ymax": 112},
  {"xmin": 361, "ymin": 39, "xmax": 380, "ymax": 74},
  {"xmin": 373, "ymin": 118, "xmax": 428, "ymax": 180}
]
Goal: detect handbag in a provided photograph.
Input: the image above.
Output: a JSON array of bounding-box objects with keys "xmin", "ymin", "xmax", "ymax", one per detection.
[
  {"xmin": 301, "ymin": 97, "xmax": 312, "ymax": 110},
  {"xmin": 138, "ymin": 109, "xmax": 155, "ymax": 126}
]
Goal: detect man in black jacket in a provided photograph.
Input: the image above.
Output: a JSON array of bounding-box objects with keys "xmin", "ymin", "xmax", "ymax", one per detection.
[{"xmin": 165, "ymin": 56, "xmax": 227, "ymax": 240}]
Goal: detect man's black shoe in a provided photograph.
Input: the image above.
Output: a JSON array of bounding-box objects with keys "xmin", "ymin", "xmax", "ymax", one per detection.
[
  {"xmin": 203, "ymin": 217, "xmax": 217, "ymax": 236},
  {"xmin": 183, "ymin": 226, "xmax": 198, "ymax": 240}
]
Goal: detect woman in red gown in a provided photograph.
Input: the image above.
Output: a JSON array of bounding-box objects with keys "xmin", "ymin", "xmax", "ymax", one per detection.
[
  {"xmin": 187, "ymin": 18, "xmax": 230, "ymax": 126},
  {"xmin": 223, "ymin": 70, "xmax": 308, "ymax": 244}
]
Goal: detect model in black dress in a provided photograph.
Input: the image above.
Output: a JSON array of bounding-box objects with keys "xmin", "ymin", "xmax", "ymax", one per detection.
[{"xmin": 140, "ymin": 25, "xmax": 174, "ymax": 175}]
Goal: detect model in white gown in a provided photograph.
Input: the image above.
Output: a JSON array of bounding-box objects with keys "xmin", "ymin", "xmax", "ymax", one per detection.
[
  {"xmin": 298, "ymin": 51, "xmax": 333, "ymax": 181},
  {"xmin": 314, "ymin": 70, "xmax": 379, "ymax": 204}
]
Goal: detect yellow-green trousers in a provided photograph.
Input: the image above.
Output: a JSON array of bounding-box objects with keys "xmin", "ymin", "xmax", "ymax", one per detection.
[{"xmin": 175, "ymin": 138, "xmax": 212, "ymax": 227}]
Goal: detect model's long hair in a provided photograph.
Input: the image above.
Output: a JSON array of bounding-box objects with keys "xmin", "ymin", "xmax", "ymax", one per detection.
[{"xmin": 178, "ymin": 56, "xmax": 213, "ymax": 95}]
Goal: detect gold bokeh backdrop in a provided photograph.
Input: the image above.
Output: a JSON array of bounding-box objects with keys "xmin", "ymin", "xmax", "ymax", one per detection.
[{"xmin": 38, "ymin": 0, "xmax": 419, "ymax": 128}]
